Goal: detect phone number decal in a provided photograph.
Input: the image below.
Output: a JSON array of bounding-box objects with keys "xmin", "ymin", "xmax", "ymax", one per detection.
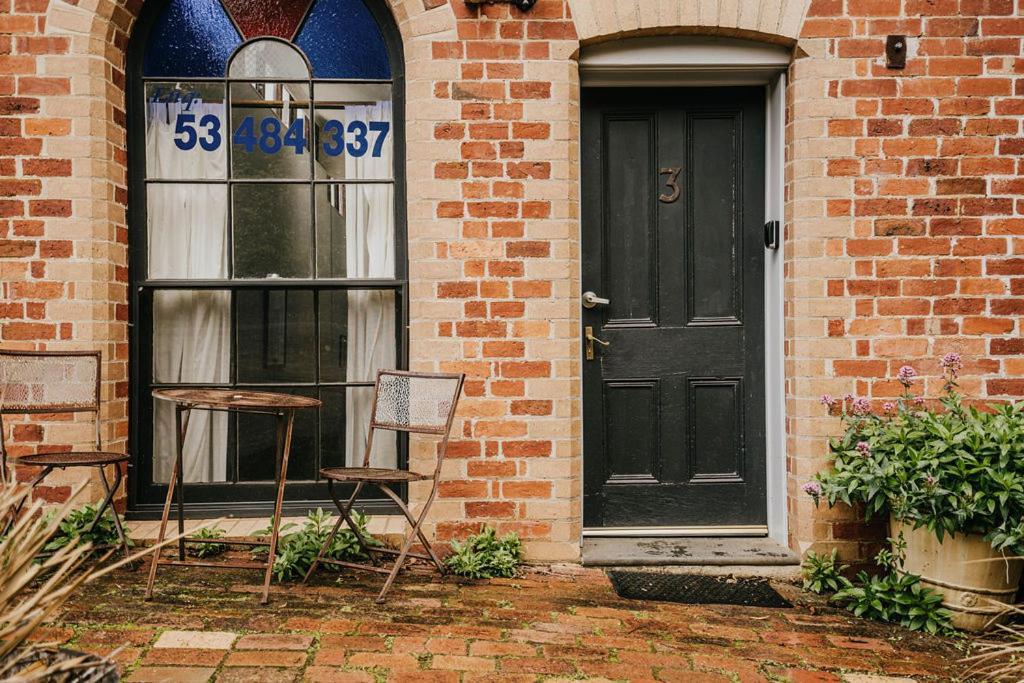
[{"xmin": 172, "ymin": 114, "xmax": 390, "ymax": 158}]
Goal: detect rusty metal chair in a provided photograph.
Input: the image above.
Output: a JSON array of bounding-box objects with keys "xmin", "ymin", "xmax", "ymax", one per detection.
[
  {"xmin": 304, "ymin": 369, "xmax": 465, "ymax": 602},
  {"xmin": 0, "ymin": 350, "xmax": 130, "ymax": 555}
]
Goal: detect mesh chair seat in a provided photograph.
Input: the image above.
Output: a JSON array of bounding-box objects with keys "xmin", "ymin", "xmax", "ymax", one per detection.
[
  {"xmin": 320, "ymin": 466, "xmax": 431, "ymax": 483},
  {"xmin": 14, "ymin": 451, "xmax": 129, "ymax": 468}
]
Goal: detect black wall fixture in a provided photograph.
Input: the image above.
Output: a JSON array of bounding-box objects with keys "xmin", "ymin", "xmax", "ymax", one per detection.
[
  {"xmin": 465, "ymin": 0, "xmax": 537, "ymax": 10},
  {"xmin": 886, "ymin": 35, "xmax": 907, "ymax": 69}
]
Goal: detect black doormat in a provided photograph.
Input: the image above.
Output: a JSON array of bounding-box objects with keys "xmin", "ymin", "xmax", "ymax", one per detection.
[{"xmin": 607, "ymin": 570, "xmax": 792, "ymax": 608}]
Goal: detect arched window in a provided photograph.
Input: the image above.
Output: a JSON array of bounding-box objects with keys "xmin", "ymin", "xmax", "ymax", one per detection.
[{"xmin": 127, "ymin": 0, "xmax": 405, "ymax": 514}]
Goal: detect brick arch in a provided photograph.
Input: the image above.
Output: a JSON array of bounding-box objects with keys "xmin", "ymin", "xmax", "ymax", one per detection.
[{"xmin": 567, "ymin": 0, "xmax": 811, "ymax": 45}]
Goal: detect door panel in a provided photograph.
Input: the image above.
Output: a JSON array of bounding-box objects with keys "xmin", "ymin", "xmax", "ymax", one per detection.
[{"xmin": 582, "ymin": 87, "xmax": 767, "ymax": 529}]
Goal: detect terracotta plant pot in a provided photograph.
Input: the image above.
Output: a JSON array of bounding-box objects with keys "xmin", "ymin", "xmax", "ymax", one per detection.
[{"xmin": 892, "ymin": 517, "xmax": 1023, "ymax": 632}]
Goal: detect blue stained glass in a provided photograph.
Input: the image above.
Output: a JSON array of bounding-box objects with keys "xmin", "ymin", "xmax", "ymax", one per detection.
[
  {"xmin": 143, "ymin": 0, "xmax": 242, "ymax": 78},
  {"xmin": 295, "ymin": 0, "xmax": 391, "ymax": 79}
]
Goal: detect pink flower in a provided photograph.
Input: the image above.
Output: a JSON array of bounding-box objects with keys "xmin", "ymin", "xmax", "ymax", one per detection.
[
  {"xmin": 855, "ymin": 441, "xmax": 871, "ymax": 456},
  {"xmin": 896, "ymin": 365, "xmax": 917, "ymax": 388},
  {"xmin": 802, "ymin": 481, "xmax": 822, "ymax": 503},
  {"xmin": 883, "ymin": 401, "xmax": 895, "ymax": 414},
  {"xmin": 852, "ymin": 397, "xmax": 871, "ymax": 415},
  {"xmin": 941, "ymin": 352, "xmax": 962, "ymax": 375},
  {"xmin": 914, "ymin": 396, "xmax": 925, "ymax": 406},
  {"xmin": 844, "ymin": 393, "xmax": 855, "ymax": 403},
  {"xmin": 820, "ymin": 394, "xmax": 834, "ymax": 407}
]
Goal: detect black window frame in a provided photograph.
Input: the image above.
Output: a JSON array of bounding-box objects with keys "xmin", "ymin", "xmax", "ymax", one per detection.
[{"xmin": 125, "ymin": 0, "xmax": 408, "ymax": 519}]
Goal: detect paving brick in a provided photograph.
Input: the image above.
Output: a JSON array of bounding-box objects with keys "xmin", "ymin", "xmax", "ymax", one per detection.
[
  {"xmin": 224, "ymin": 650, "xmax": 308, "ymax": 667},
  {"xmin": 126, "ymin": 667, "xmax": 216, "ymax": 683},
  {"xmin": 235, "ymin": 634, "xmax": 314, "ymax": 650},
  {"xmin": 153, "ymin": 631, "xmax": 236, "ymax": 650}
]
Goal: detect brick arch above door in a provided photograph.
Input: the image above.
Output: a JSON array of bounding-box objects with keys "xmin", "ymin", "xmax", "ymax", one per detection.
[{"xmin": 567, "ymin": 0, "xmax": 812, "ymax": 44}]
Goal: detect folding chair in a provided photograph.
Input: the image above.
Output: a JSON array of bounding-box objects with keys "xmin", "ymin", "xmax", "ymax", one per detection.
[
  {"xmin": 304, "ymin": 369, "xmax": 465, "ymax": 602},
  {"xmin": 0, "ymin": 350, "xmax": 131, "ymax": 556}
]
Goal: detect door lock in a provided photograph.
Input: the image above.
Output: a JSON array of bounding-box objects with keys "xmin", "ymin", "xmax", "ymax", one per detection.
[
  {"xmin": 582, "ymin": 291, "xmax": 610, "ymax": 309},
  {"xmin": 584, "ymin": 325, "xmax": 610, "ymax": 360}
]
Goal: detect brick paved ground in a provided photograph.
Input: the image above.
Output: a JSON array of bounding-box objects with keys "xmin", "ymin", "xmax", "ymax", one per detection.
[{"xmin": 45, "ymin": 560, "xmax": 966, "ymax": 682}]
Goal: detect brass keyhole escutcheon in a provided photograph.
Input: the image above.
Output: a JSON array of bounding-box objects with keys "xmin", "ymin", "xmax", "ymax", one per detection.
[{"xmin": 585, "ymin": 325, "xmax": 610, "ymax": 360}]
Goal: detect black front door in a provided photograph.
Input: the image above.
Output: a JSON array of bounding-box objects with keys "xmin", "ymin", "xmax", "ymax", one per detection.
[{"xmin": 582, "ymin": 87, "xmax": 767, "ymax": 529}]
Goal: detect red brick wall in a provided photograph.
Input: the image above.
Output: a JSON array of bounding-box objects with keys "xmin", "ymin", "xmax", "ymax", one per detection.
[
  {"xmin": 3, "ymin": 0, "xmax": 1024, "ymax": 564},
  {"xmin": 788, "ymin": 0, "xmax": 1024, "ymax": 563}
]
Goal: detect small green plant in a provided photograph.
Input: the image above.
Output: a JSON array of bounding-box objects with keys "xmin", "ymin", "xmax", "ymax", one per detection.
[
  {"xmin": 186, "ymin": 525, "xmax": 227, "ymax": 559},
  {"xmin": 253, "ymin": 508, "xmax": 380, "ymax": 582},
  {"xmin": 445, "ymin": 527, "xmax": 522, "ymax": 579},
  {"xmin": 43, "ymin": 504, "xmax": 131, "ymax": 554},
  {"xmin": 801, "ymin": 549, "xmax": 851, "ymax": 594},
  {"xmin": 830, "ymin": 535, "xmax": 954, "ymax": 635}
]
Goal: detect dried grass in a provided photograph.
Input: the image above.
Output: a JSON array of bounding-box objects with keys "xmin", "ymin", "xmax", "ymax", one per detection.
[
  {"xmin": 963, "ymin": 603, "xmax": 1024, "ymax": 682},
  {"xmin": 0, "ymin": 481, "xmax": 211, "ymax": 681}
]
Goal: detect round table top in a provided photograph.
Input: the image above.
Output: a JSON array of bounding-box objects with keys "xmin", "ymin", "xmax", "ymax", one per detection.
[{"xmin": 152, "ymin": 388, "xmax": 322, "ymax": 411}]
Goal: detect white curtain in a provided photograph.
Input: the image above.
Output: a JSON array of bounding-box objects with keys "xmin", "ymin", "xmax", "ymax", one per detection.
[
  {"xmin": 147, "ymin": 96, "xmax": 230, "ymax": 483},
  {"xmin": 344, "ymin": 101, "xmax": 396, "ymax": 467}
]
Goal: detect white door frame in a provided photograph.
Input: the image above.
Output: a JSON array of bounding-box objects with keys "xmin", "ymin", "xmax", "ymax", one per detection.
[{"xmin": 578, "ymin": 37, "xmax": 791, "ymax": 545}]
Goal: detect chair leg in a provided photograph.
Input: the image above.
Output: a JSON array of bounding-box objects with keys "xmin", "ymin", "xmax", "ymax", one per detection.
[
  {"xmin": 329, "ymin": 479, "xmax": 379, "ymax": 564},
  {"xmin": 379, "ymin": 484, "xmax": 445, "ymax": 574},
  {"xmin": 2, "ymin": 465, "xmax": 51, "ymax": 537},
  {"xmin": 93, "ymin": 464, "xmax": 131, "ymax": 561},
  {"xmin": 302, "ymin": 481, "xmax": 360, "ymax": 584},
  {"xmin": 375, "ymin": 484, "xmax": 439, "ymax": 603}
]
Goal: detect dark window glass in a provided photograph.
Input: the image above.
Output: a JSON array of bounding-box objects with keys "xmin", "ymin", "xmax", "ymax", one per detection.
[
  {"xmin": 143, "ymin": 0, "xmax": 241, "ymax": 78},
  {"xmin": 295, "ymin": 0, "xmax": 391, "ymax": 79}
]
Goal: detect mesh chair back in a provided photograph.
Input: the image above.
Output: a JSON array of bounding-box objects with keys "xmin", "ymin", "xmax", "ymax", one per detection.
[
  {"xmin": 371, "ymin": 370, "xmax": 464, "ymax": 435},
  {"xmin": 0, "ymin": 350, "xmax": 101, "ymax": 414}
]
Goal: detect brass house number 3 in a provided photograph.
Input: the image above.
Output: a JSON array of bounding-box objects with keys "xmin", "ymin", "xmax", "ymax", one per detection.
[{"xmin": 659, "ymin": 167, "xmax": 681, "ymax": 203}]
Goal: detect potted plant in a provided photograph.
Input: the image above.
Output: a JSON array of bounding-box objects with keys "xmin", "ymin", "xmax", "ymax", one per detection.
[{"xmin": 807, "ymin": 354, "xmax": 1024, "ymax": 631}]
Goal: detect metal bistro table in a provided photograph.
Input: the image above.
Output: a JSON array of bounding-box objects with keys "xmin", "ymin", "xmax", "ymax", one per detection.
[{"xmin": 145, "ymin": 388, "xmax": 321, "ymax": 604}]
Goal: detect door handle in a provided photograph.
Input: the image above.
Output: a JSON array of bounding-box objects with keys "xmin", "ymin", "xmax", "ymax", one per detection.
[
  {"xmin": 584, "ymin": 325, "xmax": 610, "ymax": 360},
  {"xmin": 582, "ymin": 291, "xmax": 610, "ymax": 309}
]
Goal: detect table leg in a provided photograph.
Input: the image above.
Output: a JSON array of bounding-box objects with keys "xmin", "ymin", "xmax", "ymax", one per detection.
[
  {"xmin": 176, "ymin": 406, "xmax": 189, "ymax": 561},
  {"xmin": 145, "ymin": 404, "xmax": 190, "ymax": 600},
  {"xmin": 262, "ymin": 409, "xmax": 294, "ymax": 605}
]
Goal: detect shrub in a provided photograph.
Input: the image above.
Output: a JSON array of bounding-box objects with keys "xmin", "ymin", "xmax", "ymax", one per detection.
[
  {"xmin": 254, "ymin": 508, "xmax": 380, "ymax": 582},
  {"xmin": 186, "ymin": 525, "xmax": 227, "ymax": 559},
  {"xmin": 810, "ymin": 354, "xmax": 1024, "ymax": 554},
  {"xmin": 830, "ymin": 536, "xmax": 953, "ymax": 636},
  {"xmin": 445, "ymin": 527, "xmax": 521, "ymax": 579},
  {"xmin": 801, "ymin": 549, "xmax": 851, "ymax": 595},
  {"xmin": 43, "ymin": 504, "xmax": 131, "ymax": 554}
]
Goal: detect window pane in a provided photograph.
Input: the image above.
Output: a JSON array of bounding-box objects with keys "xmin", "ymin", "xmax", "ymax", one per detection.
[
  {"xmin": 314, "ymin": 87, "xmax": 392, "ymax": 181},
  {"xmin": 295, "ymin": 0, "xmax": 391, "ymax": 79},
  {"xmin": 153, "ymin": 398, "xmax": 230, "ymax": 483},
  {"xmin": 235, "ymin": 289, "xmax": 316, "ymax": 384},
  {"xmin": 236, "ymin": 388, "xmax": 318, "ymax": 481},
  {"xmin": 143, "ymin": 0, "xmax": 241, "ymax": 78},
  {"xmin": 232, "ymin": 183, "xmax": 312, "ymax": 278},
  {"xmin": 145, "ymin": 83, "xmax": 227, "ymax": 180},
  {"xmin": 229, "ymin": 41, "xmax": 308, "ymax": 79},
  {"xmin": 320, "ymin": 386, "xmax": 397, "ymax": 469},
  {"xmin": 230, "ymin": 82, "xmax": 312, "ymax": 179},
  {"xmin": 319, "ymin": 289, "xmax": 396, "ymax": 382},
  {"xmin": 148, "ymin": 183, "xmax": 228, "ymax": 279},
  {"xmin": 152, "ymin": 289, "xmax": 231, "ymax": 384},
  {"xmin": 315, "ymin": 184, "xmax": 394, "ymax": 278}
]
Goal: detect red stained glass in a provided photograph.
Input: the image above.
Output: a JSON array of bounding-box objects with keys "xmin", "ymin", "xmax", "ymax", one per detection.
[{"xmin": 221, "ymin": 0, "xmax": 314, "ymax": 40}]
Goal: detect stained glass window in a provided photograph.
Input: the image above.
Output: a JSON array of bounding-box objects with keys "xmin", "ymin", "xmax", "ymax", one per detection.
[
  {"xmin": 295, "ymin": 0, "xmax": 391, "ymax": 79},
  {"xmin": 135, "ymin": 0, "xmax": 402, "ymax": 510},
  {"xmin": 143, "ymin": 0, "xmax": 391, "ymax": 79}
]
